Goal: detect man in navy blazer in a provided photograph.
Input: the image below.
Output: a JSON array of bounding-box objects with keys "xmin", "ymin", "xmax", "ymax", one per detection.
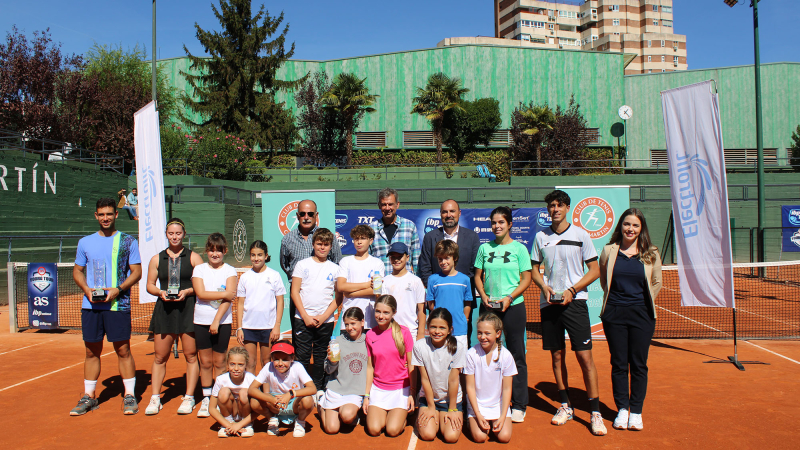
[{"xmin": 418, "ymin": 199, "xmax": 481, "ymax": 288}]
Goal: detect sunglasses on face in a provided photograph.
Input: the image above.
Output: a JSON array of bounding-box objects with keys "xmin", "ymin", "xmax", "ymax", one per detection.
[{"xmin": 297, "ymin": 211, "xmax": 316, "ymax": 218}]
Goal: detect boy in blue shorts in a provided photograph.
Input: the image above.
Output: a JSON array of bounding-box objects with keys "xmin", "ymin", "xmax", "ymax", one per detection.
[
  {"xmin": 70, "ymin": 197, "xmax": 142, "ymax": 415},
  {"xmin": 426, "ymin": 240, "xmax": 472, "ymax": 348}
]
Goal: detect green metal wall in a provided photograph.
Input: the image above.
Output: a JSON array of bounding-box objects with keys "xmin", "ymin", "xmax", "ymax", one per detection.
[
  {"xmin": 624, "ymin": 62, "xmax": 800, "ymax": 167},
  {"xmin": 159, "ymin": 45, "xmax": 626, "ymax": 148}
]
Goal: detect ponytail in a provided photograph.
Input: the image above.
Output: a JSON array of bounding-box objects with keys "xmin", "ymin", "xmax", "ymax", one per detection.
[
  {"xmin": 428, "ymin": 307, "xmax": 458, "ymax": 356},
  {"xmin": 376, "ymin": 295, "xmax": 405, "ymax": 358}
]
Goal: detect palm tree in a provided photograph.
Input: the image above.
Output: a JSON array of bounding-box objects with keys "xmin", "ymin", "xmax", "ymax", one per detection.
[
  {"xmin": 410, "ymin": 72, "xmax": 470, "ymax": 163},
  {"xmin": 518, "ymin": 104, "xmax": 556, "ymax": 171},
  {"xmin": 318, "ymin": 73, "xmax": 378, "ymax": 166}
]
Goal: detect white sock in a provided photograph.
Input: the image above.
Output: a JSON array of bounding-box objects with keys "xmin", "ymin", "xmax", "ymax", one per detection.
[
  {"xmin": 151, "ymin": 394, "xmax": 160, "ymax": 400},
  {"xmin": 122, "ymin": 377, "xmax": 136, "ymax": 396},
  {"xmin": 296, "ymin": 419, "xmax": 306, "ymax": 427},
  {"xmin": 202, "ymin": 388, "xmax": 212, "ymax": 397},
  {"xmin": 84, "ymin": 379, "xmax": 97, "ymax": 396}
]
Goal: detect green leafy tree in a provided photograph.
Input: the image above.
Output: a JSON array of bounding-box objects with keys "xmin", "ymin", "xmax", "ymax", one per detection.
[
  {"xmin": 181, "ymin": 0, "xmax": 303, "ymax": 157},
  {"xmin": 441, "ymin": 97, "xmax": 501, "ymax": 161},
  {"xmin": 791, "ymin": 125, "xmax": 800, "ymax": 172},
  {"xmin": 318, "ymin": 72, "xmax": 378, "ymax": 166},
  {"xmin": 411, "ymin": 72, "xmax": 470, "ymax": 163},
  {"xmin": 295, "ymin": 71, "xmax": 348, "ymax": 166}
]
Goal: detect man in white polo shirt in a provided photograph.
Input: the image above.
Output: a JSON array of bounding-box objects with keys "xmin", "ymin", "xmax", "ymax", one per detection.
[{"xmin": 530, "ymin": 190, "xmax": 606, "ymax": 436}]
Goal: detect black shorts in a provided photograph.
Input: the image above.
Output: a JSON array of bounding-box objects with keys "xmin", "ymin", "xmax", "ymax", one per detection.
[
  {"xmin": 541, "ymin": 300, "xmax": 592, "ymax": 352},
  {"xmin": 82, "ymin": 309, "xmax": 131, "ymax": 343},
  {"xmin": 243, "ymin": 328, "xmax": 272, "ymax": 344},
  {"xmin": 419, "ymin": 397, "xmax": 463, "ymax": 412},
  {"xmin": 194, "ymin": 323, "xmax": 232, "ymax": 352}
]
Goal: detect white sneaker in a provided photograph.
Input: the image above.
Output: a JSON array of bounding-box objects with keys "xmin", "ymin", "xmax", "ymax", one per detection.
[
  {"xmin": 267, "ymin": 417, "xmax": 280, "ymax": 436},
  {"xmin": 591, "ymin": 412, "xmax": 608, "ymax": 436},
  {"xmin": 628, "ymin": 413, "xmax": 644, "ymax": 431},
  {"xmin": 613, "ymin": 408, "xmax": 629, "ymax": 430},
  {"xmin": 177, "ymin": 396, "xmax": 195, "ymax": 415},
  {"xmin": 197, "ymin": 397, "xmax": 210, "ymax": 418},
  {"xmin": 511, "ymin": 408, "xmax": 526, "ymax": 423},
  {"xmin": 293, "ymin": 421, "xmax": 306, "ymax": 438},
  {"xmin": 218, "ymin": 427, "xmax": 229, "ymax": 438},
  {"xmin": 241, "ymin": 425, "xmax": 254, "ymax": 438},
  {"xmin": 315, "ymin": 390, "xmax": 324, "ymax": 409},
  {"xmin": 145, "ymin": 396, "xmax": 162, "ymax": 415}
]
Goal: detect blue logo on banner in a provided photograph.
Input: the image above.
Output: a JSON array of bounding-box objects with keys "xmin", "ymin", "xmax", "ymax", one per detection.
[
  {"xmin": 676, "ymin": 153, "xmax": 712, "ymax": 239},
  {"xmin": 335, "ymin": 214, "xmax": 349, "ymax": 229},
  {"xmin": 423, "ymin": 217, "xmax": 441, "ymax": 234},
  {"xmin": 782, "ymin": 206, "xmax": 800, "ymax": 252},
  {"xmin": 27, "ymin": 263, "xmax": 58, "ymax": 329},
  {"xmin": 537, "ymin": 211, "xmax": 552, "ymax": 227},
  {"xmin": 788, "ymin": 209, "xmax": 800, "ymax": 226}
]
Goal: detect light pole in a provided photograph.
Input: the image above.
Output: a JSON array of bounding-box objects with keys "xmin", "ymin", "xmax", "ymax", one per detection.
[
  {"xmin": 725, "ymin": 0, "xmax": 764, "ymax": 262},
  {"xmin": 152, "ymin": 0, "xmax": 157, "ymax": 108}
]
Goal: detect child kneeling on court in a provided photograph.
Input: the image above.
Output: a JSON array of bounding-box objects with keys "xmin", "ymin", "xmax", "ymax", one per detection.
[
  {"xmin": 320, "ymin": 307, "xmax": 369, "ymax": 434},
  {"xmin": 248, "ymin": 341, "xmax": 317, "ymax": 437},
  {"xmin": 210, "ymin": 347, "xmax": 257, "ymax": 438},
  {"xmin": 464, "ymin": 312, "xmax": 517, "ymax": 444}
]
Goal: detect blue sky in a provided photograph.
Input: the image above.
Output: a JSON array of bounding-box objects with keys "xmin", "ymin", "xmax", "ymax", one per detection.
[{"xmin": 2, "ymin": 0, "xmax": 798, "ymax": 70}]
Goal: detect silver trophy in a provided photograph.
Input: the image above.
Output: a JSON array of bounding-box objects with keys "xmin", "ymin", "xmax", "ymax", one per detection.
[
  {"xmin": 549, "ymin": 259, "xmax": 568, "ymax": 303},
  {"xmin": 91, "ymin": 259, "xmax": 107, "ymax": 302},
  {"xmin": 167, "ymin": 257, "xmax": 181, "ymax": 299},
  {"xmin": 486, "ymin": 270, "xmax": 504, "ymax": 310}
]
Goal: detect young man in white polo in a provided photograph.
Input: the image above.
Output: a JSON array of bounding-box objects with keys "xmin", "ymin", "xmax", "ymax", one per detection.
[{"xmin": 530, "ymin": 190, "xmax": 606, "ymax": 436}]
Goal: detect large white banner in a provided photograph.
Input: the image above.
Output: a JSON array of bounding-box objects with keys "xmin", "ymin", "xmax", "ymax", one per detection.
[
  {"xmin": 661, "ymin": 81, "xmax": 734, "ymax": 308},
  {"xmin": 134, "ymin": 101, "xmax": 167, "ymax": 303}
]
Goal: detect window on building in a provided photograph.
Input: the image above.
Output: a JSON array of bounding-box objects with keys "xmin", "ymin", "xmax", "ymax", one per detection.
[
  {"xmin": 653, "ymin": 19, "xmax": 659, "ymax": 26},
  {"xmin": 549, "ymin": 38, "xmax": 555, "ymax": 44},
  {"xmin": 549, "ymin": 23, "xmax": 555, "ymax": 30},
  {"xmin": 532, "ymin": 37, "xmax": 546, "ymax": 44},
  {"xmin": 649, "ymin": 69, "xmax": 653, "ymax": 73},
  {"xmin": 520, "ymin": 34, "xmax": 531, "ymax": 41},
  {"xmin": 653, "ymin": 5, "xmax": 658, "ymax": 12},
  {"xmin": 662, "ymin": 69, "xmax": 666, "ymax": 72},
  {"xmin": 591, "ymin": 8, "xmax": 597, "ymax": 16},
  {"xmin": 648, "ymin": 55, "xmax": 652, "ymax": 62},
  {"xmin": 592, "ymin": 35, "xmax": 599, "ymax": 41},
  {"xmin": 662, "ymin": 6, "xmax": 672, "ymax": 14},
  {"xmin": 661, "ymin": 39, "xmax": 665, "ymax": 47},
  {"xmin": 558, "ymin": 10, "xmax": 577, "ymax": 19},
  {"xmin": 663, "ymin": 20, "xmax": 673, "ymax": 27},
  {"xmin": 609, "ymin": 5, "xmax": 619, "ymax": 12},
  {"xmin": 661, "ymin": 56, "xmax": 665, "ymax": 62},
  {"xmin": 613, "ymin": 19, "xmax": 620, "ymax": 26},
  {"xmin": 613, "ymin": 32, "xmax": 621, "ymax": 36},
  {"xmin": 647, "ymin": 40, "xmax": 652, "ymax": 47},
  {"xmin": 674, "ymin": 56, "xmax": 679, "ymax": 64}
]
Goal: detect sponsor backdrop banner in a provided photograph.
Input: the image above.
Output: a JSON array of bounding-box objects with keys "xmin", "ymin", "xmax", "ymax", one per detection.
[
  {"xmin": 557, "ymin": 186, "xmax": 631, "ymax": 333},
  {"xmin": 262, "ymin": 190, "xmax": 336, "ymax": 333},
  {"xmin": 27, "ymin": 263, "xmax": 58, "ymax": 329},
  {"xmin": 662, "ymin": 81, "xmax": 735, "ymax": 308},
  {"xmin": 134, "ymin": 101, "xmax": 168, "ymax": 304},
  {"xmin": 782, "ymin": 206, "xmax": 800, "ymax": 252}
]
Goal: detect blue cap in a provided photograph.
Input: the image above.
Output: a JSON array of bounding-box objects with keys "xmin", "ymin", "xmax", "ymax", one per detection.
[{"xmin": 387, "ymin": 242, "xmax": 409, "ymax": 255}]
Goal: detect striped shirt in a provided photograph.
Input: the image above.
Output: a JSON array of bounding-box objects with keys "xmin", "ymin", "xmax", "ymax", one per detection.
[
  {"xmin": 279, "ymin": 225, "xmax": 343, "ymax": 279},
  {"xmin": 369, "ymin": 215, "xmax": 421, "ymax": 274}
]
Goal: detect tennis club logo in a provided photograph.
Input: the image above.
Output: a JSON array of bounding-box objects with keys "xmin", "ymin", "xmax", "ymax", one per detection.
[
  {"xmin": 336, "ymin": 231, "xmax": 347, "ymax": 249},
  {"xmin": 278, "ymin": 201, "xmax": 319, "ymax": 235},
  {"xmin": 572, "ymin": 197, "xmax": 614, "ymax": 239},
  {"xmin": 791, "ymin": 230, "xmax": 800, "ymax": 248},
  {"xmin": 30, "ymin": 266, "xmax": 54, "ymax": 292},
  {"xmin": 232, "ymin": 219, "xmax": 247, "ymax": 262}
]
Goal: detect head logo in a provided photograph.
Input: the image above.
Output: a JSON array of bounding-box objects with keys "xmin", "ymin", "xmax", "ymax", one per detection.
[
  {"xmin": 232, "ymin": 219, "xmax": 247, "ymax": 262},
  {"xmin": 335, "ymin": 214, "xmax": 349, "ymax": 229},
  {"xmin": 572, "ymin": 197, "xmax": 614, "ymax": 239},
  {"xmin": 788, "ymin": 209, "xmax": 800, "ymax": 226},
  {"xmin": 537, "ymin": 211, "xmax": 552, "ymax": 227},
  {"xmin": 424, "ymin": 217, "xmax": 441, "ymax": 234},
  {"xmin": 278, "ymin": 201, "xmax": 319, "ymax": 235}
]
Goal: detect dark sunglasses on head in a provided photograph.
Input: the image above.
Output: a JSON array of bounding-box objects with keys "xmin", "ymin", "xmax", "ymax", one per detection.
[{"xmin": 297, "ymin": 211, "xmax": 316, "ymax": 217}]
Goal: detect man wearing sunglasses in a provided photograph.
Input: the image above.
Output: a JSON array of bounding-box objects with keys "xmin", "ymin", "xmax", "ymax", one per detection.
[{"xmin": 280, "ymin": 200, "xmax": 343, "ymax": 343}]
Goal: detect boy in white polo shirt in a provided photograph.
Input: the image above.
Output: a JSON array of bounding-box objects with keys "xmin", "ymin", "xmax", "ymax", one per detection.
[{"xmin": 382, "ymin": 242, "xmax": 426, "ymax": 341}]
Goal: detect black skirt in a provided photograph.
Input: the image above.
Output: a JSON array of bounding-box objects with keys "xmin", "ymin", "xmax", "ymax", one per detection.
[{"xmin": 148, "ymin": 297, "xmax": 196, "ymax": 335}]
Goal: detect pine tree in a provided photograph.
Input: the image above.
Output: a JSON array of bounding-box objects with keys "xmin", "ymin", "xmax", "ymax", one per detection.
[{"xmin": 181, "ymin": 0, "xmax": 304, "ymax": 154}]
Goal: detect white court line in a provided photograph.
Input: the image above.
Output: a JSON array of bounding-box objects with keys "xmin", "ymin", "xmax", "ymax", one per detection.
[
  {"xmin": 0, "ymin": 340, "xmax": 148, "ymax": 393},
  {"xmin": 744, "ymin": 341, "xmax": 800, "ymax": 366},
  {"xmin": 406, "ymin": 429, "xmax": 418, "ymax": 450},
  {"xmin": 736, "ymin": 307, "xmax": 796, "ymax": 326},
  {"xmin": 655, "ymin": 305, "xmax": 730, "ymax": 336},
  {"xmin": 0, "ymin": 340, "xmax": 53, "ymax": 356}
]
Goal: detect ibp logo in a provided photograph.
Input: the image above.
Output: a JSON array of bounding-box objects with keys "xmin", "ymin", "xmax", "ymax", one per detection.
[
  {"xmin": 788, "ymin": 209, "xmax": 800, "ymax": 226},
  {"xmin": 572, "ymin": 197, "xmax": 614, "ymax": 239},
  {"xmin": 335, "ymin": 214, "xmax": 349, "ymax": 229},
  {"xmin": 423, "ymin": 217, "xmax": 441, "ymax": 234},
  {"xmin": 537, "ymin": 211, "xmax": 552, "ymax": 227},
  {"xmin": 278, "ymin": 201, "xmax": 319, "ymax": 235}
]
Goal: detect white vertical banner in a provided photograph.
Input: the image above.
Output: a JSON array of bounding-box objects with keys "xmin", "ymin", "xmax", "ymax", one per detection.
[
  {"xmin": 661, "ymin": 81, "xmax": 734, "ymax": 308},
  {"xmin": 134, "ymin": 101, "xmax": 167, "ymax": 303}
]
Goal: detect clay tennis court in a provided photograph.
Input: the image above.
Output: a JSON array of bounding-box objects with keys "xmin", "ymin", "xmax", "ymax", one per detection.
[{"xmin": 1, "ymin": 303, "xmax": 798, "ymax": 450}]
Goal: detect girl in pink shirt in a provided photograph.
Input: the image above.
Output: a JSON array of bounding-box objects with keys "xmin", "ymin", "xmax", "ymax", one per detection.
[{"xmin": 363, "ymin": 295, "xmax": 415, "ymax": 437}]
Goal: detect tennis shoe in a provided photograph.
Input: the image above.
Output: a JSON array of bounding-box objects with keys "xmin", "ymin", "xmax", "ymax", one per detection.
[
  {"xmin": 591, "ymin": 412, "xmax": 607, "ymax": 436},
  {"xmin": 551, "ymin": 405, "xmax": 574, "ymax": 425},
  {"xmin": 177, "ymin": 396, "xmax": 195, "ymax": 414},
  {"xmin": 613, "ymin": 408, "xmax": 629, "ymax": 430},
  {"xmin": 145, "ymin": 396, "xmax": 162, "ymax": 415},
  {"xmin": 241, "ymin": 425, "xmax": 254, "ymax": 438},
  {"xmin": 293, "ymin": 421, "xmax": 306, "ymax": 438},
  {"xmin": 197, "ymin": 397, "xmax": 211, "ymax": 418},
  {"xmin": 628, "ymin": 413, "xmax": 644, "ymax": 431},
  {"xmin": 267, "ymin": 417, "xmax": 280, "ymax": 436},
  {"xmin": 218, "ymin": 427, "xmax": 230, "ymax": 438},
  {"xmin": 511, "ymin": 408, "xmax": 526, "ymax": 423},
  {"xmin": 122, "ymin": 394, "xmax": 139, "ymax": 415},
  {"xmin": 70, "ymin": 395, "xmax": 99, "ymax": 416}
]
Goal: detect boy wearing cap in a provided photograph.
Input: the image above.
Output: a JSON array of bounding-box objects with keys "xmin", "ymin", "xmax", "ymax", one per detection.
[
  {"xmin": 337, "ymin": 225, "xmax": 385, "ymax": 330},
  {"xmin": 249, "ymin": 340, "xmax": 317, "ymax": 438},
  {"xmin": 426, "ymin": 240, "xmax": 473, "ymax": 349},
  {"xmin": 382, "ymin": 242, "xmax": 426, "ymax": 341}
]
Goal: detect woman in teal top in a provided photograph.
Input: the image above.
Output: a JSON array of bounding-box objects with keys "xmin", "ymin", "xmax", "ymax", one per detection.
[{"xmin": 474, "ymin": 206, "xmax": 532, "ymax": 423}]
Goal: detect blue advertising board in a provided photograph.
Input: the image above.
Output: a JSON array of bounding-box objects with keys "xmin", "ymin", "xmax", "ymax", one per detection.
[
  {"xmin": 27, "ymin": 263, "xmax": 58, "ymax": 329},
  {"xmin": 782, "ymin": 205, "xmax": 800, "ymax": 252}
]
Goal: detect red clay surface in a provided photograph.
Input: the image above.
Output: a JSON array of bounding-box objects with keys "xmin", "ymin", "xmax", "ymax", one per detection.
[{"xmin": 1, "ymin": 305, "xmax": 799, "ymax": 450}]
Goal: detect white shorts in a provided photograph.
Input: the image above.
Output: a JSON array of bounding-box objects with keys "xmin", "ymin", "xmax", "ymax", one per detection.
[
  {"xmin": 467, "ymin": 402, "xmax": 511, "ymax": 421},
  {"xmin": 369, "ymin": 385, "xmax": 410, "ymax": 411},
  {"xmin": 320, "ymin": 389, "xmax": 363, "ymax": 410}
]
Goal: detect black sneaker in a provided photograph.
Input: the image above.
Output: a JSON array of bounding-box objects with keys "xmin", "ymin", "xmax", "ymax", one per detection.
[
  {"xmin": 122, "ymin": 394, "xmax": 139, "ymax": 415},
  {"xmin": 70, "ymin": 395, "xmax": 99, "ymax": 416}
]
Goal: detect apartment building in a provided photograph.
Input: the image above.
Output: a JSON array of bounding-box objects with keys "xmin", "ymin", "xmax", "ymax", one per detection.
[{"xmin": 494, "ymin": 0, "xmax": 688, "ymax": 74}]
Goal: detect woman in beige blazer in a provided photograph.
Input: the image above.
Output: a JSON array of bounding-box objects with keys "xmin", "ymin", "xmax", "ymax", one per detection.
[{"xmin": 598, "ymin": 208, "xmax": 661, "ymax": 432}]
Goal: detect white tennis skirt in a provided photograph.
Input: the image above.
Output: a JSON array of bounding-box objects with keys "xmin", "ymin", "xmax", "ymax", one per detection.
[
  {"xmin": 467, "ymin": 401, "xmax": 512, "ymax": 421},
  {"xmin": 369, "ymin": 385, "xmax": 410, "ymax": 411},
  {"xmin": 320, "ymin": 389, "xmax": 363, "ymax": 410}
]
